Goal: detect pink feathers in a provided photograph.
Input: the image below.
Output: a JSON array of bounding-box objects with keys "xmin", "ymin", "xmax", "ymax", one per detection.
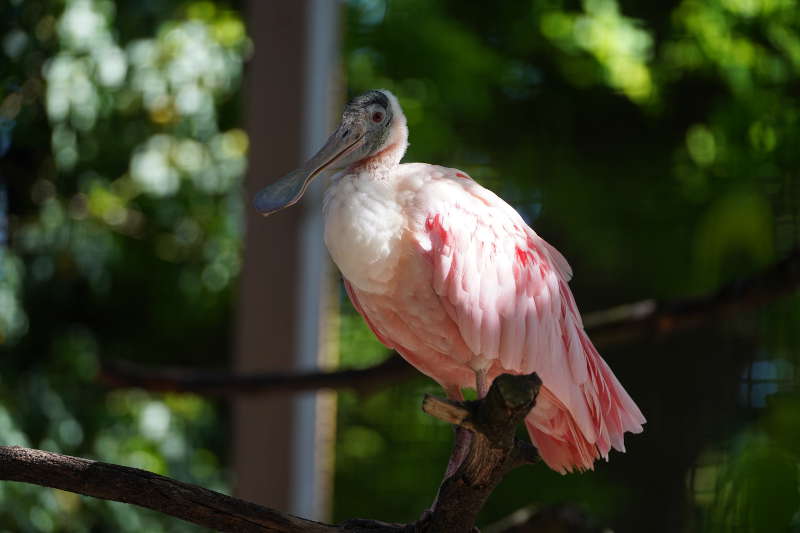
[
  {"xmin": 275, "ymin": 89, "xmax": 644, "ymax": 473},
  {"xmin": 339, "ymin": 164, "xmax": 644, "ymax": 473}
]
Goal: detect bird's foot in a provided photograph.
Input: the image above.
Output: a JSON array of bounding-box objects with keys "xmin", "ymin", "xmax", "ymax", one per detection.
[{"xmin": 443, "ymin": 426, "xmax": 472, "ymax": 479}]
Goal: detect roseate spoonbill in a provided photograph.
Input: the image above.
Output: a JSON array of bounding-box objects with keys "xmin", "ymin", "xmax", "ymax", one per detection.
[{"xmin": 254, "ymin": 89, "xmax": 645, "ymax": 473}]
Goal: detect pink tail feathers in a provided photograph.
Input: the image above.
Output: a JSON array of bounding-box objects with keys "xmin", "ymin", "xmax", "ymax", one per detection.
[
  {"xmin": 526, "ymin": 332, "xmax": 646, "ymax": 474},
  {"xmin": 526, "ymin": 388, "xmax": 598, "ymax": 473}
]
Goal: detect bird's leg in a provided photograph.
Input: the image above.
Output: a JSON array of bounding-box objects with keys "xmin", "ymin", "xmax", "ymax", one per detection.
[
  {"xmin": 444, "ymin": 427, "xmax": 472, "ymax": 479},
  {"xmin": 475, "ymin": 367, "xmax": 489, "ymax": 399},
  {"xmin": 422, "ymin": 371, "xmax": 493, "ymax": 523},
  {"xmin": 422, "ymin": 386, "xmax": 472, "ymax": 523},
  {"xmin": 441, "ymin": 385, "xmax": 472, "ymax": 479},
  {"xmin": 440, "ymin": 369, "xmax": 489, "ymax": 484}
]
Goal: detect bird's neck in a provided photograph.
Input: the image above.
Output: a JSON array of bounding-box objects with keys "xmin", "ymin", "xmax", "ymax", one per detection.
[
  {"xmin": 349, "ymin": 117, "xmax": 408, "ymax": 176},
  {"xmin": 350, "ymin": 141, "xmax": 405, "ymax": 175}
]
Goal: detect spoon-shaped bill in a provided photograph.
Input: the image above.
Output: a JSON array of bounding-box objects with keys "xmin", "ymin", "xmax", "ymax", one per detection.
[
  {"xmin": 253, "ymin": 167, "xmax": 312, "ymax": 215},
  {"xmin": 253, "ymin": 126, "xmax": 363, "ymax": 216}
]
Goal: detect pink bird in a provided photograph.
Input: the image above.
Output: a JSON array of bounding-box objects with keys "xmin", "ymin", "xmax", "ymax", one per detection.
[{"xmin": 255, "ymin": 89, "xmax": 645, "ymax": 473}]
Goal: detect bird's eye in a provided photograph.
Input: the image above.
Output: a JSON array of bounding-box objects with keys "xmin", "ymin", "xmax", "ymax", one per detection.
[{"xmin": 372, "ymin": 111, "xmax": 384, "ymax": 123}]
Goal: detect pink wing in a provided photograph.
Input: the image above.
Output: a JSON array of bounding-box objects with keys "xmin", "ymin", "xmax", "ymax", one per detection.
[{"xmin": 414, "ymin": 169, "xmax": 645, "ymax": 472}]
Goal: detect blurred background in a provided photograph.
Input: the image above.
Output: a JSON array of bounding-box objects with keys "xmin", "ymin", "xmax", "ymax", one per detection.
[{"xmin": 2, "ymin": 0, "xmax": 800, "ymax": 531}]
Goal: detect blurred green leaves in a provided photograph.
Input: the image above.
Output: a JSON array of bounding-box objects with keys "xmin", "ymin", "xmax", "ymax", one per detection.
[
  {"xmin": 703, "ymin": 393, "xmax": 800, "ymax": 532},
  {"xmin": 665, "ymin": 0, "xmax": 800, "ymax": 90},
  {"xmin": 0, "ymin": 253, "xmax": 27, "ymax": 342},
  {"xmin": 2, "ymin": 0, "xmax": 800, "ymax": 530},
  {"xmin": 541, "ymin": 0, "xmax": 655, "ymax": 102},
  {"xmin": 694, "ymin": 189, "xmax": 774, "ymax": 287},
  {"xmin": 2, "ymin": 0, "xmax": 246, "ymax": 530}
]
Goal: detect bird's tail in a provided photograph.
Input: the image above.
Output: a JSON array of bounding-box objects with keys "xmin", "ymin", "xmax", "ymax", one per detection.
[{"xmin": 525, "ymin": 331, "xmax": 645, "ymax": 474}]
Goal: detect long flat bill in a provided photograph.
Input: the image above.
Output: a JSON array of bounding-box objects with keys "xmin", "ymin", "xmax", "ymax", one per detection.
[{"xmin": 253, "ymin": 168, "xmax": 311, "ymax": 216}]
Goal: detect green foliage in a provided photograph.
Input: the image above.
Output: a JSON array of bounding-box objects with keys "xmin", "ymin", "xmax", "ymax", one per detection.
[
  {"xmin": 3, "ymin": 0, "xmax": 800, "ymax": 531},
  {"xmin": 2, "ymin": 0, "xmax": 245, "ymax": 530},
  {"xmin": 704, "ymin": 393, "xmax": 800, "ymax": 532}
]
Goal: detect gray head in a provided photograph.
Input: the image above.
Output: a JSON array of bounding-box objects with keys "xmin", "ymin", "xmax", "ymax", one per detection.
[{"xmin": 254, "ymin": 89, "xmax": 407, "ymax": 216}]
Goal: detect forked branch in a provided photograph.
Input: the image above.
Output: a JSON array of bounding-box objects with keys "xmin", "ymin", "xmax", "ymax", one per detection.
[
  {"xmin": 418, "ymin": 372, "xmax": 542, "ymax": 531},
  {"xmin": 0, "ymin": 373, "xmax": 542, "ymax": 533}
]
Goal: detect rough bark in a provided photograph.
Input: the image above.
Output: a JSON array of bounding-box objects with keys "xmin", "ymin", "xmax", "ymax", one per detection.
[
  {"xmin": 418, "ymin": 373, "xmax": 542, "ymax": 532},
  {"xmin": 0, "ymin": 446, "xmax": 333, "ymax": 533},
  {"xmin": 0, "ymin": 372, "xmax": 542, "ymax": 533}
]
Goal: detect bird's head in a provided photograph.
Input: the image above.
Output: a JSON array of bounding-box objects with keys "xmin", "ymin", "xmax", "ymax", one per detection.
[{"xmin": 254, "ymin": 89, "xmax": 407, "ymax": 216}]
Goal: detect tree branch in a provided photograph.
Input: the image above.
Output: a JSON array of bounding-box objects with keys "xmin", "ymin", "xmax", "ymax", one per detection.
[
  {"xmin": 0, "ymin": 373, "xmax": 543, "ymax": 533},
  {"xmin": 418, "ymin": 373, "xmax": 542, "ymax": 532},
  {"xmin": 100, "ymin": 249, "xmax": 800, "ymax": 396},
  {"xmin": 100, "ymin": 353, "xmax": 410, "ymax": 397},
  {"xmin": 483, "ymin": 503, "xmax": 605, "ymax": 533},
  {"xmin": 0, "ymin": 446, "xmax": 335, "ymax": 533},
  {"xmin": 585, "ymin": 248, "xmax": 800, "ymax": 346}
]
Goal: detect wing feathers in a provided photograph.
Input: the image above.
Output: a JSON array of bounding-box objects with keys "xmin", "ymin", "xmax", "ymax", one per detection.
[{"xmin": 419, "ymin": 170, "xmax": 644, "ymax": 473}]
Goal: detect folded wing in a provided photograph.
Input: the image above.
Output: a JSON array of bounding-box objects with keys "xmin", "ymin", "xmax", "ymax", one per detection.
[{"xmin": 415, "ymin": 169, "xmax": 645, "ymax": 472}]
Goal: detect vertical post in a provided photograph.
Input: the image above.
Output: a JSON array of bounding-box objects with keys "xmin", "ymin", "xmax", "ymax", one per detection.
[
  {"xmin": 292, "ymin": 0, "xmax": 341, "ymax": 521},
  {"xmin": 234, "ymin": 1, "xmax": 340, "ymax": 519}
]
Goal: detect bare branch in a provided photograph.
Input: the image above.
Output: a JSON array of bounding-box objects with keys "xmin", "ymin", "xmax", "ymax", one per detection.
[
  {"xmin": 484, "ymin": 503, "xmax": 605, "ymax": 533},
  {"xmin": 99, "ymin": 352, "xmax": 411, "ymax": 396},
  {"xmin": 418, "ymin": 372, "xmax": 542, "ymax": 532},
  {"xmin": 421, "ymin": 396, "xmax": 478, "ymax": 431},
  {"xmin": 100, "ymin": 249, "xmax": 800, "ymax": 396},
  {"xmin": 585, "ymin": 248, "xmax": 800, "ymax": 346},
  {"xmin": 0, "ymin": 373, "xmax": 544, "ymax": 533},
  {"xmin": 421, "ymin": 384, "xmax": 540, "ymax": 470},
  {"xmin": 0, "ymin": 446, "xmax": 336, "ymax": 533}
]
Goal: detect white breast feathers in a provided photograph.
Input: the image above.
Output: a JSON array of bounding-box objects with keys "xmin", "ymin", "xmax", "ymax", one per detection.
[{"xmin": 323, "ymin": 174, "xmax": 406, "ymax": 294}]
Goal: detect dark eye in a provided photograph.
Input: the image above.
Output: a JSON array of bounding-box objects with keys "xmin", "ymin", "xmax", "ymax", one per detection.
[{"xmin": 372, "ymin": 111, "xmax": 384, "ymax": 123}]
